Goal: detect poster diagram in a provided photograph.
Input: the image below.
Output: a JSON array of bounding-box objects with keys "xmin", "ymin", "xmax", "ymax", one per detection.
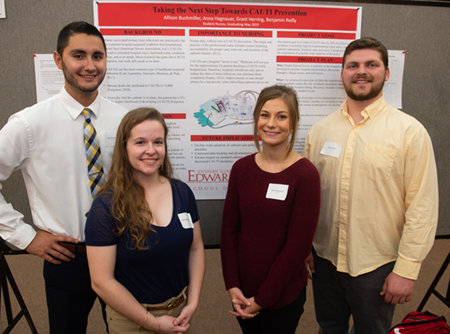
[{"xmin": 196, "ymin": 90, "xmax": 258, "ymax": 128}]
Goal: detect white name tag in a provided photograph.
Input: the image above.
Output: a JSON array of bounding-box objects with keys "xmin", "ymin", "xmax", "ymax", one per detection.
[
  {"xmin": 320, "ymin": 141, "xmax": 342, "ymax": 158},
  {"xmin": 266, "ymin": 183, "xmax": 289, "ymax": 201},
  {"xmin": 178, "ymin": 213, "xmax": 194, "ymax": 229},
  {"xmin": 105, "ymin": 131, "xmax": 117, "ymax": 147}
]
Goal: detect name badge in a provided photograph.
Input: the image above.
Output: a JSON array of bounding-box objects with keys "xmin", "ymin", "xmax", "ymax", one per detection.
[
  {"xmin": 178, "ymin": 213, "xmax": 194, "ymax": 229},
  {"xmin": 266, "ymin": 183, "xmax": 289, "ymax": 201},
  {"xmin": 320, "ymin": 141, "xmax": 342, "ymax": 158},
  {"xmin": 105, "ymin": 131, "xmax": 117, "ymax": 147}
]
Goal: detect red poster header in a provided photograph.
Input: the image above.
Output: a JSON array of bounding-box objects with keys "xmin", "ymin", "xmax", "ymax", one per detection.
[
  {"xmin": 162, "ymin": 113, "xmax": 186, "ymax": 119},
  {"xmin": 191, "ymin": 135, "xmax": 253, "ymax": 141},
  {"xmin": 97, "ymin": 3, "xmax": 359, "ymax": 31},
  {"xmin": 277, "ymin": 31, "xmax": 356, "ymax": 39},
  {"xmin": 190, "ymin": 30, "xmax": 271, "ymax": 38},
  {"xmin": 101, "ymin": 28, "xmax": 185, "ymax": 36},
  {"xmin": 277, "ymin": 56, "xmax": 343, "ymax": 64}
]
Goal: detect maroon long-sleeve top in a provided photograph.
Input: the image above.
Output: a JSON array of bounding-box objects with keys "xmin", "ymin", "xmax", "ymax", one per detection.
[{"xmin": 221, "ymin": 154, "xmax": 321, "ymax": 310}]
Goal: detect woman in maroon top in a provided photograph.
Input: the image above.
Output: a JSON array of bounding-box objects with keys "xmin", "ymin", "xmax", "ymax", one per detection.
[{"xmin": 221, "ymin": 85, "xmax": 321, "ymax": 334}]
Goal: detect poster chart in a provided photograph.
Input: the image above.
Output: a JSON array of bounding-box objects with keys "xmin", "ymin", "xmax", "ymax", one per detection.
[{"xmin": 92, "ymin": 1, "xmax": 362, "ymax": 199}]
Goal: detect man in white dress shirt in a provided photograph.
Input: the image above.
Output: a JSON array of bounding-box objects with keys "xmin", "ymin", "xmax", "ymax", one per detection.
[{"xmin": 0, "ymin": 21, "xmax": 127, "ymax": 333}]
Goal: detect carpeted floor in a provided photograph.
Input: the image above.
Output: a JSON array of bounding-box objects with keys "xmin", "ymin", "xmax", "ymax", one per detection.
[{"xmin": 1, "ymin": 239, "xmax": 449, "ymax": 333}]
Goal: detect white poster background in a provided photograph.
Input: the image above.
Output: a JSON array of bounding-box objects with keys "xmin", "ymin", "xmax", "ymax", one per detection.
[
  {"xmin": 0, "ymin": 0, "xmax": 5, "ymax": 19},
  {"xmin": 33, "ymin": 2, "xmax": 404, "ymax": 200},
  {"xmin": 34, "ymin": 54, "xmax": 65, "ymax": 100},
  {"xmin": 385, "ymin": 50, "xmax": 405, "ymax": 108}
]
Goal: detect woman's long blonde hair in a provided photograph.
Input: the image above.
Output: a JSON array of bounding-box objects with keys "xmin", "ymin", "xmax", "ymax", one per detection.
[{"xmin": 98, "ymin": 107, "xmax": 173, "ymax": 250}]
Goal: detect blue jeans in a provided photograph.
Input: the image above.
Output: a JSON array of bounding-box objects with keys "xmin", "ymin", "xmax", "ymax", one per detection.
[
  {"xmin": 236, "ymin": 287, "xmax": 306, "ymax": 334},
  {"xmin": 312, "ymin": 250, "xmax": 396, "ymax": 334}
]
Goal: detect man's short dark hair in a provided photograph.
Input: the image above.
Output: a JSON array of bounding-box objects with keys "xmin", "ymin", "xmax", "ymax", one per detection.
[
  {"xmin": 342, "ymin": 37, "xmax": 388, "ymax": 69},
  {"xmin": 57, "ymin": 21, "xmax": 106, "ymax": 56}
]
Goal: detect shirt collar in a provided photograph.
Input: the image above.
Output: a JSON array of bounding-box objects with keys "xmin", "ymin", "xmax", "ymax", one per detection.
[
  {"xmin": 58, "ymin": 87, "xmax": 102, "ymax": 120},
  {"xmin": 341, "ymin": 95, "xmax": 387, "ymax": 120}
]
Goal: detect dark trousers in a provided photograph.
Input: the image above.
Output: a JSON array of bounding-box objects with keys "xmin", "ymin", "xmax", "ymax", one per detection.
[
  {"xmin": 312, "ymin": 250, "xmax": 396, "ymax": 334},
  {"xmin": 236, "ymin": 287, "xmax": 306, "ymax": 334},
  {"xmin": 43, "ymin": 252, "xmax": 97, "ymax": 334}
]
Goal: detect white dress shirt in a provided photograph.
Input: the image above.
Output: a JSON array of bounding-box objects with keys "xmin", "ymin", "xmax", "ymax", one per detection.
[{"xmin": 0, "ymin": 88, "xmax": 127, "ymax": 249}]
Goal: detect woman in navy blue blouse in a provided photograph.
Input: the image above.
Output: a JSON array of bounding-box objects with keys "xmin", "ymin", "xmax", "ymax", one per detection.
[{"xmin": 85, "ymin": 108, "xmax": 204, "ymax": 334}]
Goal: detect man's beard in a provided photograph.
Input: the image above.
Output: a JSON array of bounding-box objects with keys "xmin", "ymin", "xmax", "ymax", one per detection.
[{"xmin": 344, "ymin": 74, "xmax": 385, "ymax": 101}]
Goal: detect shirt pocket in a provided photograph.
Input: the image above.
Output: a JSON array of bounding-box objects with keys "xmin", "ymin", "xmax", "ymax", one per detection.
[{"xmin": 359, "ymin": 144, "xmax": 396, "ymax": 181}]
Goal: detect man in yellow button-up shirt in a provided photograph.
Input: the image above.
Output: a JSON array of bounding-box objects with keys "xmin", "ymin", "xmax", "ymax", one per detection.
[{"xmin": 304, "ymin": 37, "xmax": 438, "ymax": 334}]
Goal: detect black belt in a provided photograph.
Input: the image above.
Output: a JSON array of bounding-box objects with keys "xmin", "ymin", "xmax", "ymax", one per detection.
[{"xmin": 58, "ymin": 242, "xmax": 86, "ymax": 254}]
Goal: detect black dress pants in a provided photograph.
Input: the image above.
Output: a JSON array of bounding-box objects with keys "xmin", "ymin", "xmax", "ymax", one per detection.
[
  {"xmin": 43, "ymin": 252, "xmax": 97, "ymax": 334},
  {"xmin": 236, "ymin": 287, "xmax": 306, "ymax": 334}
]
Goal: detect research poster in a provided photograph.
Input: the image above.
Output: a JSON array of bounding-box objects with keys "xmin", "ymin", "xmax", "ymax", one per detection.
[{"xmin": 93, "ymin": 1, "xmax": 362, "ymax": 199}]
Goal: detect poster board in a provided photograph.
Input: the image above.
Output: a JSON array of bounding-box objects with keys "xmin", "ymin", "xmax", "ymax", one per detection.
[{"xmin": 0, "ymin": 0, "xmax": 449, "ymax": 246}]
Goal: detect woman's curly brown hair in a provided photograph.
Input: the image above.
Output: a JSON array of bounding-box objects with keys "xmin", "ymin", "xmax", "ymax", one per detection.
[{"xmin": 98, "ymin": 107, "xmax": 173, "ymax": 250}]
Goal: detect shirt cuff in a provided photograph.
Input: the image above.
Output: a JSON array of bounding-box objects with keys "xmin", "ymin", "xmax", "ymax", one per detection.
[
  {"xmin": 392, "ymin": 257, "xmax": 422, "ymax": 280},
  {"xmin": 7, "ymin": 224, "xmax": 37, "ymax": 250}
]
